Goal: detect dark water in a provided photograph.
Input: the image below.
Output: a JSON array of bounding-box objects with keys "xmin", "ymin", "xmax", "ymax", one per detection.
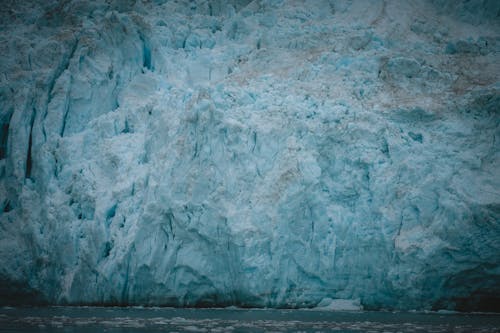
[{"xmin": 0, "ymin": 306, "xmax": 499, "ymax": 332}]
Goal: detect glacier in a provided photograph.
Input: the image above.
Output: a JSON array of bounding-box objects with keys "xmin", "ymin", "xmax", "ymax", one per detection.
[{"xmin": 0, "ymin": 0, "xmax": 499, "ymax": 311}]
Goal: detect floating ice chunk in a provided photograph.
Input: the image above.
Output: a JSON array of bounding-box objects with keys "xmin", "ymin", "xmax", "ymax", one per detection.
[{"xmin": 314, "ymin": 298, "xmax": 363, "ymax": 311}]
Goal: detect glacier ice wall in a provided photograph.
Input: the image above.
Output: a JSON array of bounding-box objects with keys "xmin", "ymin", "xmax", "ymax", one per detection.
[{"xmin": 0, "ymin": 0, "xmax": 499, "ymax": 311}]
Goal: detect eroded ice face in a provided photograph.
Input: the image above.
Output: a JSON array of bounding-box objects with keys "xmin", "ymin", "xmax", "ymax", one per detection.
[{"xmin": 0, "ymin": 0, "xmax": 499, "ymax": 311}]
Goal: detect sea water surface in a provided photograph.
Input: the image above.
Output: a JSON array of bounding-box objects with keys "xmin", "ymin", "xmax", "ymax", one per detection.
[{"xmin": 0, "ymin": 306, "xmax": 499, "ymax": 332}]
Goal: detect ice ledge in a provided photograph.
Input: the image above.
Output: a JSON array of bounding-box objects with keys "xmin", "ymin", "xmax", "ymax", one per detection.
[{"xmin": 313, "ymin": 298, "xmax": 364, "ymax": 312}]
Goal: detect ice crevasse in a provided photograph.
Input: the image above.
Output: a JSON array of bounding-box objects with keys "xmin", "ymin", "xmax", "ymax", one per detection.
[{"xmin": 0, "ymin": 0, "xmax": 499, "ymax": 311}]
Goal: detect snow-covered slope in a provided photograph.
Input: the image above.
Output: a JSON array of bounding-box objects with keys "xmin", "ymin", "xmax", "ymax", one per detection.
[{"xmin": 0, "ymin": 0, "xmax": 499, "ymax": 311}]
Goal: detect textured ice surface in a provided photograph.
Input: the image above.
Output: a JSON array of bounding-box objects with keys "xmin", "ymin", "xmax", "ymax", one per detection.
[
  {"xmin": 314, "ymin": 298, "xmax": 362, "ymax": 311},
  {"xmin": 0, "ymin": 0, "xmax": 499, "ymax": 311}
]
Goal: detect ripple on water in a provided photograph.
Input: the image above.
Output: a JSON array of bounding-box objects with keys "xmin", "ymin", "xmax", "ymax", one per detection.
[{"xmin": 0, "ymin": 308, "xmax": 499, "ymax": 333}]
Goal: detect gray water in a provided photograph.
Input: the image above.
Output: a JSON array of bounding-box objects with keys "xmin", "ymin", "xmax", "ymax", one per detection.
[{"xmin": 0, "ymin": 307, "xmax": 499, "ymax": 332}]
